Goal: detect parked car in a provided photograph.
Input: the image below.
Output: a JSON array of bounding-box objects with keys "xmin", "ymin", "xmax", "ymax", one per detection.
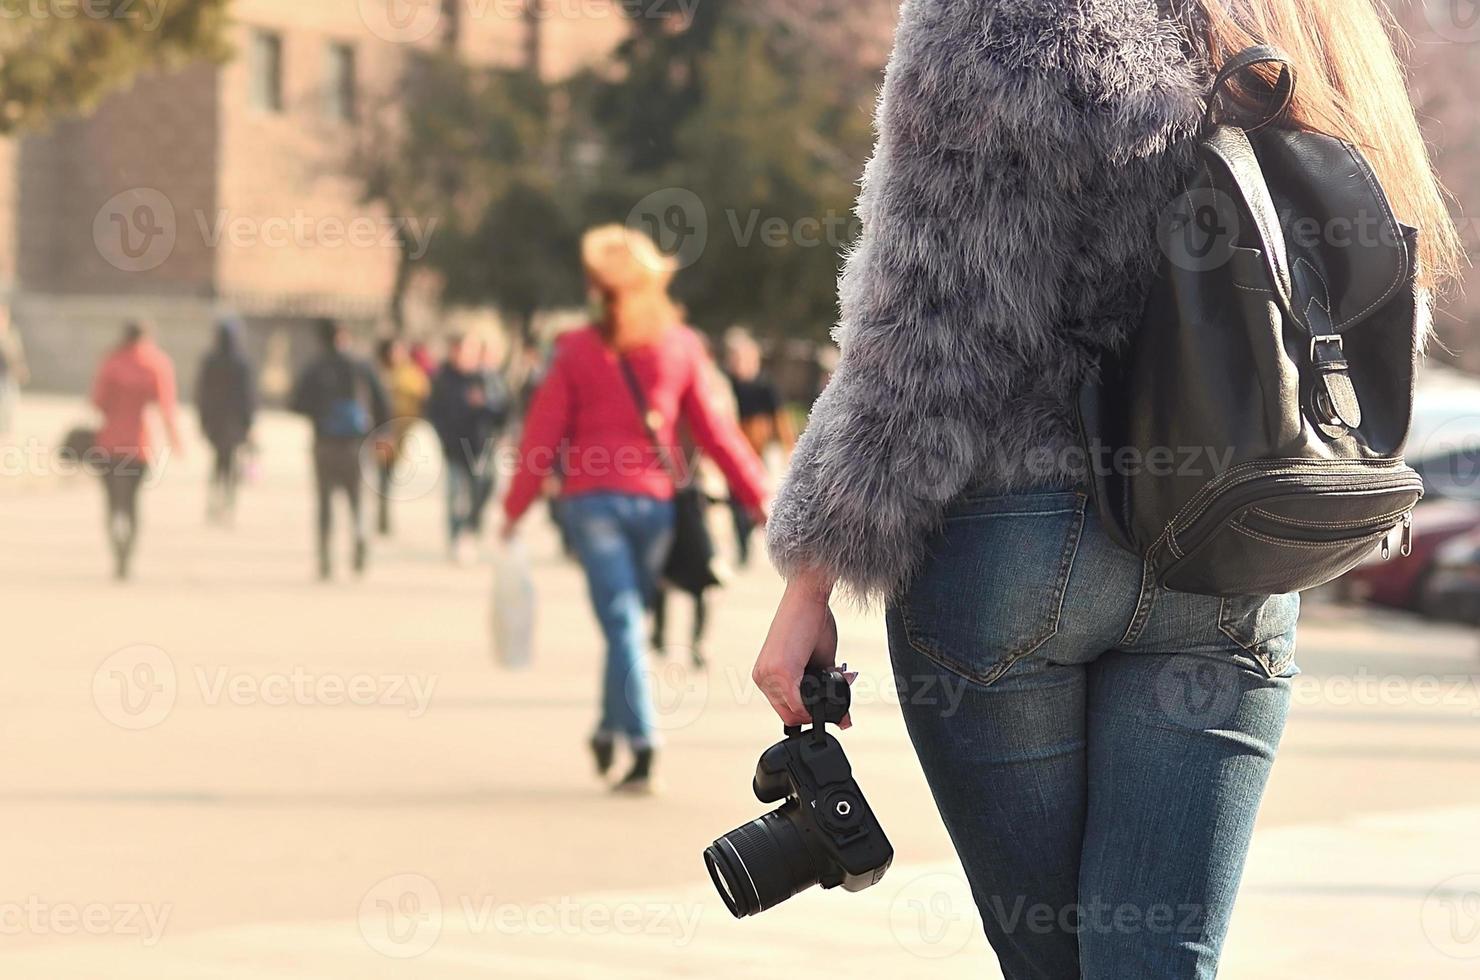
[
  {"xmin": 1336, "ymin": 366, "xmax": 1480, "ymax": 612},
  {"xmin": 1416, "ymin": 527, "xmax": 1480, "ymax": 624},
  {"xmin": 1341, "ymin": 499, "xmax": 1480, "ymax": 610}
]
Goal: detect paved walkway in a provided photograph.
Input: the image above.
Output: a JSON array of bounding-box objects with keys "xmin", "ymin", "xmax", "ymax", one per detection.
[{"xmin": 0, "ymin": 395, "xmax": 1478, "ymax": 977}]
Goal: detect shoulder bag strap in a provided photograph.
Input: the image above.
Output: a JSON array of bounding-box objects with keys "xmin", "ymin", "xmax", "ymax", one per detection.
[{"xmin": 616, "ymin": 355, "xmax": 685, "ymax": 488}]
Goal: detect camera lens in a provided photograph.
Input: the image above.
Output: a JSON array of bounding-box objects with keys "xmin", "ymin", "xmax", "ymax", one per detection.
[{"xmin": 703, "ymin": 805, "xmax": 820, "ymax": 918}]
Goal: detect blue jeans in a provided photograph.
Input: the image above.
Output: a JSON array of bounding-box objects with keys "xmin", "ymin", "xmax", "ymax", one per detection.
[
  {"xmin": 444, "ymin": 450, "xmax": 495, "ymax": 542},
  {"xmin": 562, "ymin": 492, "xmax": 675, "ymax": 748},
  {"xmin": 886, "ymin": 488, "xmax": 1298, "ymax": 980}
]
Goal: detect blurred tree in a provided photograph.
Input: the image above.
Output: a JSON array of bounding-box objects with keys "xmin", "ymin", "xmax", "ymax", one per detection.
[
  {"xmin": 0, "ymin": 0, "xmax": 231, "ymax": 134},
  {"xmin": 584, "ymin": 0, "xmax": 878, "ymax": 342},
  {"xmin": 349, "ymin": 55, "xmax": 583, "ymax": 339}
]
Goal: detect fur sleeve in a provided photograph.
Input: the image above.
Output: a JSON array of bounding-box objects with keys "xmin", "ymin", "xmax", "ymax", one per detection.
[{"xmin": 766, "ymin": 0, "xmax": 1208, "ymax": 601}]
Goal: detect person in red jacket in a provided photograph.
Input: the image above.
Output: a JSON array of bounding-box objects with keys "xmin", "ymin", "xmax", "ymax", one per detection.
[
  {"xmin": 502, "ymin": 225, "xmax": 769, "ymax": 794},
  {"xmin": 90, "ymin": 321, "xmax": 183, "ymax": 580}
]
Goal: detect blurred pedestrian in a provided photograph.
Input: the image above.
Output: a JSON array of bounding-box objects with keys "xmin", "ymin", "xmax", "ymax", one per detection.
[
  {"xmin": 90, "ymin": 321, "xmax": 182, "ymax": 581},
  {"xmin": 501, "ymin": 225, "xmax": 769, "ymax": 794},
  {"xmin": 408, "ymin": 340, "xmax": 437, "ymax": 379},
  {"xmin": 290, "ymin": 319, "xmax": 390, "ymax": 581},
  {"xmin": 374, "ymin": 337, "xmax": 431, "ymax": 537},
  {"xmin": 722, "ymin": 327, "xmax": 793, "ymax": 567},
  {"xmin": 651, "ymin": 339, "xmax": 738, "ymax": 666},
  {"xmin": 0, "ymin": 304, "xmax": 27, "ymax": 434},
  {"xmin": 428, "ymin": 334, "xmax": 509, "ymax": 564},
  {"xmin": 195, "ymin": 316, "xmax": 257, "ymax": 526}
]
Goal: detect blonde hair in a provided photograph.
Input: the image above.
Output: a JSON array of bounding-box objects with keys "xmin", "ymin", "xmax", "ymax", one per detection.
[
  {"xmin": 581, "ymin": 225, "xmax": 681, "ymax": 351},
  {"xmin": 1198, "ymin": 0, "xmax": 1464, "ymax": 294}
]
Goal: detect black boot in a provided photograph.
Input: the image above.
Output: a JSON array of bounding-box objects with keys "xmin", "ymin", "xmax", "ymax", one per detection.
[
  {"xmin": 589, "ymin": 734, "xmax": 615, "ymax": 778},
  {"xmin": 612, "ymin": 746, "xmax": 655, "ymax": 795}
]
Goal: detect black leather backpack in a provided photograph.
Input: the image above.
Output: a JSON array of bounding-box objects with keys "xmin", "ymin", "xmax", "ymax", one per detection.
[{"xmin": 1079, "ymin": 46, "xmax": 1425, "ymax": 597}]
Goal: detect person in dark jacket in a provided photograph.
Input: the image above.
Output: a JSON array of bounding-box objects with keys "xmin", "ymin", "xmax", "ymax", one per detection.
[
  {"xmin": 290, "ymin": 319, "xmax": 390, "ymax": 580},
  {"xmin": 195, "ymin": 316, "xmax": 257, "ymax": 525},
  {"xmin": 426, "ymin": 334, "xmax": 509, "ymax": 563}
]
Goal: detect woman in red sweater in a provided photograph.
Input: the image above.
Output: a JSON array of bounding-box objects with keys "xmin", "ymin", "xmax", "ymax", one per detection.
[
  {"xmin": 91, "ymin": 321, "xmax": 183, "ymax": 580},
  {"xmin": 503, "ymin": 225, "xmax": 768, "ymax": 793}
]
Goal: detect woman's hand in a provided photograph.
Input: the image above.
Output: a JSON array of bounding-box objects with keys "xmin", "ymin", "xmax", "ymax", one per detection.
[{"xmin": 752, "ymin": 570, "xmax": 844, "ymax": 728}]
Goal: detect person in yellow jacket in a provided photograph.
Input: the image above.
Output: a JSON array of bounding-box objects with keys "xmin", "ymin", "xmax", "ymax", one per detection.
[{"xmin": 374, "ymin": 336, "xmax": 431, "ymax": 536}]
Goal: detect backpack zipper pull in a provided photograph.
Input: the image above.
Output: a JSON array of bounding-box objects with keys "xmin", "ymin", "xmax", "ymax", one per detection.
[
  {"xmin": 1400, "ymin": 512, "xmax": 1413, "ymax": 557},
  {"xmin": 1381, "ymin": 534, "xmax": 1391, "ymax": 561}
]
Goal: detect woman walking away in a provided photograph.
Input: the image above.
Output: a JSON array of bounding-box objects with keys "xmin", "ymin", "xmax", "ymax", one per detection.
[
  {"xmin": 196, "ymin": 316, "xmax": 257, "ymax": 525},
  {"xmin": 374, "ymin": 337, "xmax": 431, "ymax": 537},
  {"xmin": 0, "ymin": 304, "xmax": 28, "ymax": 435},
  {"xmin": 429, "ymin": 334, "xmax": 509, "ymax": 563},
  {"xmin": 91, "ymin": 321, "xmax": 183, "ymax": 581},
  {"xmin": 751, "ymin": 2, "xmax": 1461, "ymax": 978},
  {"xmin": 502, "ymin": 225, "xmax": 768, "ymax": 795}
]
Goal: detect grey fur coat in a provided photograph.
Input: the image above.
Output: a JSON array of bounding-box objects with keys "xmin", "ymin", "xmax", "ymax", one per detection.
[{"xmin": 767, "ymin": 0, "xmax": 1214, "ymax": 601}]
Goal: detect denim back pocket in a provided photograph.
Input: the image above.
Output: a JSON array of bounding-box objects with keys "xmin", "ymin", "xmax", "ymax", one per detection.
[
  {"xmin": 898, "ymin": 492, "xmax": 1086, "ymax": 687},
  {"xmin": 1218, "ymin": 592, "xmax": 1301, "ymax": 677}
]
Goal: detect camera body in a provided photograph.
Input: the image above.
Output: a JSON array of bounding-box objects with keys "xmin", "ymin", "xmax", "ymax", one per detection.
[
  {"xmin": 752, "ymin": 728, "xmax": 893, "ymax": 892},
  {"xmin": 703, "ymin": 668, "xmax": 893, "ymax": 918}
]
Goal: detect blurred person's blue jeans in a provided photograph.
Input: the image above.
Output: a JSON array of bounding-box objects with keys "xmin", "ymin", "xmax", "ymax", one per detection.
[
  {"xmin": 886, "ymin": 488, "xmax": 1298, "ymax": 980},
  {"xmin": 563, "ymin": 492, "xmax": 675, "ymax": 748},
  {"xmin": 444, "ymin": 450, "xmax": 494, "ymax": 542}
]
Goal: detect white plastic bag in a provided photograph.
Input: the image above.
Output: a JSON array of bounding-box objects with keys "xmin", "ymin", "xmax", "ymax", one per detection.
[{"xmin": 491, "ymin": 537, "xmax": 536, "ymax": 669}]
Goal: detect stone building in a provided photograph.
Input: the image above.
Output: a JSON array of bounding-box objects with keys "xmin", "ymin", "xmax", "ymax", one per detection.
[{"xmin": 0, "ymin": 0, "xmax": 627, "ymax": 393}]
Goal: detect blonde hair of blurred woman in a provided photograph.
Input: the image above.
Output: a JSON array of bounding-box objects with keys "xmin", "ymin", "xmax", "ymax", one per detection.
[{"xmin": 581, "ymin": 225, "xmax": 681, "ymax": 353}]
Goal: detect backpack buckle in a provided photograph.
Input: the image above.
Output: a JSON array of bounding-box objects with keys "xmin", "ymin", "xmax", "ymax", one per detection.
[{"xmin": 1309, "ymin": 334, "xmax": 1342, "ymax": 359}]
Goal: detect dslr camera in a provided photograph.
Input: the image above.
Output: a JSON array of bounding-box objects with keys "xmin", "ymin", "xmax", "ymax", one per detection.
[{"xmin": 703, "ymin": 667, "xmax": 893, "ymax": 918}]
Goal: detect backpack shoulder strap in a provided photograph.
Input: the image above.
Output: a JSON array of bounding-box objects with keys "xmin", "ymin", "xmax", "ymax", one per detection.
[{"xmin": 1202, "ymin": 125, "xmax": 1300, "ymax": 328}]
